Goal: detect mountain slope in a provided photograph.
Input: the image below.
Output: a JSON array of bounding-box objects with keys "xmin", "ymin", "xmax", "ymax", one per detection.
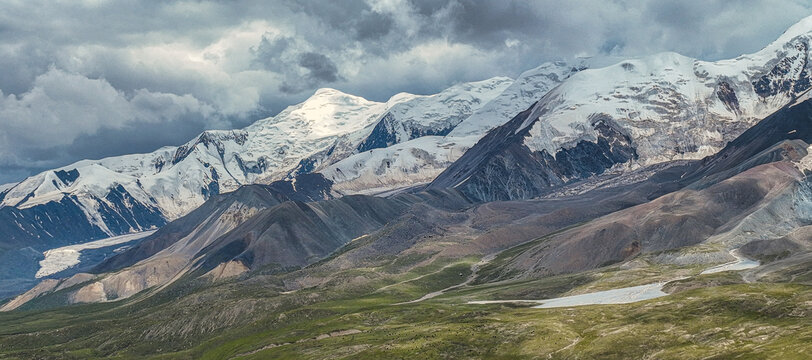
[
  {"xmin": 92, "ymin": 173, "xmax": 333, "ymax": 274},
  {"xmin": 321, "ymin": 61, "xmax": 585, "ymax": 194},
  {"xmin": 37, "ymin": 189, "xmax": 472, "ymax": 305},
  {"xmin": 483, "ymin": 96, "xmax": 812, "ymax": 280},
  {"xmin": 430, "ymin": 16, "xmax": 812, "ymax": 202}
]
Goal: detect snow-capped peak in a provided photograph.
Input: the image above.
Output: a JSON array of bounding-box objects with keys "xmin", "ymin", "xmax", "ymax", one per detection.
[
  {"xmin": 249, "ymin": 88, "xmax": 384, "ymax": 138},
  {"xmin": 380, "ymin": 77, "xmax": 514, "ymax": 130},
  {"xmin": 770, "ymin": 14, "xmax": 812, "ymax": 47},
  {"xmin": 321, "ymin": 62, "xmax": 582, "ymax": 195},
  {"xmin": 448, "ymin": 60, "xmax": 587, "ymax": 137},
  {"xmin": 518, "ymin": 18, "xmax": 812, "ymax": 165}
]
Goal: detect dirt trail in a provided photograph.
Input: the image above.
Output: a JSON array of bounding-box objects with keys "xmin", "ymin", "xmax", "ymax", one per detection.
[
  {"xmin": 393, "ymin": 253, "xmax": 497, "ymax": 305},
  {"xmin": 231, "ymin": 329, "xmax": 362, "ymax": 358},
  {"xmin": 377, "ymin": 261, "xmax": 466, "ymax": 292}
]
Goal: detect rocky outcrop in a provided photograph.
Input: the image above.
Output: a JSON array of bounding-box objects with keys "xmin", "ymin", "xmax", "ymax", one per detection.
[{"xmin": 0, "ymin": 273, "xmax": 97, "ymax": 311}]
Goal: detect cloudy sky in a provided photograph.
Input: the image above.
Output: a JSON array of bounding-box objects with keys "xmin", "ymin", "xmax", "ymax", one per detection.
[{"xmin": 0, "ymin": 0, "xmax": 810, "ymax": 183}]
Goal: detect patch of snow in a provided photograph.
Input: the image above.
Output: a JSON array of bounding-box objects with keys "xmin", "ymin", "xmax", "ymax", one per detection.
[
  {"xmin": 0, "ymin": 182, "xmax": 17, "ymax": 193},
  {"xmin": 468, "ymin": 249, "xmax": 760, "ymax": 309},
  {"xmin": 384, "ymin": 77, "xmax": 513, "ymax": 132},
  {"xmin": 533, "ymin": 283, "xmax": 669, "ymax": 308},
  {"xmin": 36, "ymin": 231, "xmax": 155, "ymax": 278},
  {"xmin": 323, "ymin": 135, "xmax": 475, "ymax": 194}
]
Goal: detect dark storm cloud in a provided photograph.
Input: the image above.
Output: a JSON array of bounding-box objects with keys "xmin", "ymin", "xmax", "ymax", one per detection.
[
  {"xmin": 356, "ymin": 11, "xmax": 394, "ymax": 40},
  {"xmin": 0, "ymin": 118, "xmax": 210, "ymax": 184},
  {"xmin": 280, "ymin": 1, "xmax": 398, "ymax": 53},
  {"xmin": 298, "ymin": 52, "xmax": 342, "ymax": 83},
  {"xmin": 266, "ymin": 47, "xmax": 344, "ymax": 94},
  {"xmin": 284, "ymin": 0, "xmax": 373, "ymax": 31},
  {"xmin": 444, "ymin": 1, "xmax": 541, "ymax": 48},
  {"xmin": 409, "ymin": 0, "xmax": 447, "ymax": 16},
  {"xmin": 252, "ymin": 35, "xmax": 293, "ymax": 72},
  {"xmin": 68, "ymin": 116, "xmax": 213, "ymax": 160},
  {"xmin": 0, "ymin": 0, "xmax": 810, "ymax": 184},
  {"xmin": 0, "ymin": 42, "xmax": 56, "ymax": 95}
]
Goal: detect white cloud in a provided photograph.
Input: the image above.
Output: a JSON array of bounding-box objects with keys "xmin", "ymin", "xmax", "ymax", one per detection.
[
  {"xmin": 0, "ymin": 69, "xmax": 133, "ymax": 148},
  {"xmin": 0, "ymin": 68, "xmax": 218, "ymax": 170}
]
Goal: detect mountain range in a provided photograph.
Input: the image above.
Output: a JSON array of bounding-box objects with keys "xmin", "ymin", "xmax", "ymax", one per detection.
[{"xmin": 0, "ymin": 15, "xmax": 811, "ymax": 360}]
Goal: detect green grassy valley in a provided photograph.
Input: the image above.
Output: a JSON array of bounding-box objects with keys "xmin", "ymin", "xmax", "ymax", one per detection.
[{"xmin": 1, "ymin": 247, "xmax": 809, "ymax": 359}]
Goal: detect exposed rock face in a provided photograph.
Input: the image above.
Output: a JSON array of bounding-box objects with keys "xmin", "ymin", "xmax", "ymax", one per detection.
[
  {"xmin": 203, "ymin": 260, "xmax": 249, "ymax": 281},
  {"xmin": 356, "ymin": 112, "xmax": 458, "ymax": 153},
  {"xmin": 753, "ymin": 41, "xmax": 810, "ymax": 97},
  {"xmin": 70, "ymin": 281, "xmax": 107, "ymax": 304},
  {"xmin": 56, "ymin": 273, "xmax": 96, "ymax": 291},
  {"xmin": 94, "ymin": 173, "xmax": 334, "ymax": 273},
  {"xmin": 89, "ymin": 256, "xmax": 189, "ymax": 301},
  {"xmin": 1, "ymin": 273, "xmax": 97, "ymax": 311},
  {"xmin": 429, "ymin": 107, "xmax": 638, "ymax": 202},
  {"xmin": 717, "ymin": 81, "xmax": 741, "ymax": 115},
  {"xmin": 356, "ymin": 113, "xmax": 403, "ymax": 152}
]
